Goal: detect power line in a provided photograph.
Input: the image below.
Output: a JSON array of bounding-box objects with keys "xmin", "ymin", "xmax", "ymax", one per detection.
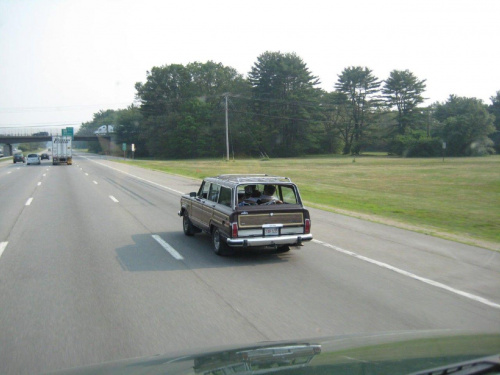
[
  {"xmin": 0, "ymin": 102, "xmax": 133, "ymax": 113},
  {"xmin": 0, "ymin": 122, "xmax": 81, "ymax": 128}
]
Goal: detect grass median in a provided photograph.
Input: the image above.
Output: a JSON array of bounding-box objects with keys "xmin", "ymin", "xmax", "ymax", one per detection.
[{"xmin": 117, "ymin": 155, "xmax": 500, "ymax": 251}]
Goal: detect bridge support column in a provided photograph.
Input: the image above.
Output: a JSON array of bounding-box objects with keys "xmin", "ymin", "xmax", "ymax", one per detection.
[{"xmin": 3, "ymin": 144, "xmax": 13, "ymax": 156}]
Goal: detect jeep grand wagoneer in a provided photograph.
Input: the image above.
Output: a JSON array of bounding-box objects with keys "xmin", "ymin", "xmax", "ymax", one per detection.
[{"xmin": 178, "ymin": 174, "xmax": 312, "ymax": 255}]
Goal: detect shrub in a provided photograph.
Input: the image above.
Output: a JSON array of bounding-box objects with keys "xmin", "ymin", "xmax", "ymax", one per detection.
[{"xmin": 388, "ymin": 130, "xmax": 441, "ymax": 157}]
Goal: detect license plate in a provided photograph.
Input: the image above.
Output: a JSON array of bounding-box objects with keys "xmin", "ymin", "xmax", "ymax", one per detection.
[{"xmin": 264, "ymin": 228, "xmax": 279, "ymax": 236}]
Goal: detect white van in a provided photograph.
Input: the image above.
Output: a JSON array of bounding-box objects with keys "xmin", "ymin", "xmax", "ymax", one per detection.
[{"xmin": 94, "ymin": 125, "xmax": 114, "ymax": 135}]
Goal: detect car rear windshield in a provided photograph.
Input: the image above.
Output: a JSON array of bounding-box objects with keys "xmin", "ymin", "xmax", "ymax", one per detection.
[
  {"xmin": 28, "ymin": 154, "xmax": 38, "ymax": 157},
  {"xmin": 237, "ymin": 184, "xmax": 299, "ymax": 205}
]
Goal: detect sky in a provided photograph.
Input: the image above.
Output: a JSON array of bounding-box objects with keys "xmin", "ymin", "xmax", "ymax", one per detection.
[{"xmin": 0, "ymin": 0, "xmax": 499, "ymax": 133}]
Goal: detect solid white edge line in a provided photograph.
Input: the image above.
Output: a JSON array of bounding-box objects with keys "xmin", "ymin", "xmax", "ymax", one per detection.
[
  {"xmin": 0, "ymin": 242, "xmax": 7, "ymax": 258},
  {"xmin": 81, "ymin": 156, "xmax": 184, "ymax": 195},
  {"xmin": 312, "ymin": 239, "xmax": 500, "ymax": 310},
  {"xmin": 152, "ymin": 235, "xmax": 184, "ymax": 260},
  {"xmin": 109, "ymin": 195, "xmax": 119, "ymax": 203},
  {"xmin": 25, "ymin": 197, "xmax": 33, "ymax": 206}
]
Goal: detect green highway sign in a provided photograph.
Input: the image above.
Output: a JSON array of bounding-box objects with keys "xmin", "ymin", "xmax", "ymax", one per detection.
[{"xmin": 61, "ymin": 127, "xmax": 74, "ymax": 139}]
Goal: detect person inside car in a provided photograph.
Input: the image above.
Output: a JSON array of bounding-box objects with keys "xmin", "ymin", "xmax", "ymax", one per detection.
[
  {"xmin": 259, "ymin": 185, "xmax": 282, "ymax": 204},
  {"xmin": 239, "ymin": 185, "xmax": 260, "ymax": 206}
]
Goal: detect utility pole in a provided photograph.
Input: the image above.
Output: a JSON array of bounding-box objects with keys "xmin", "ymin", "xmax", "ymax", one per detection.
[{"xmin": 224, "ymin": 93, "xmax": 229, "ymax": 161}]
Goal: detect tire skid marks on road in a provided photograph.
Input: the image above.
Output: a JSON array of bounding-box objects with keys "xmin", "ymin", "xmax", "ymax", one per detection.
[
  {"xmin": 81, "ymin": 156, "xmax": 184, "ymax": 195},
  {"xmin": 74, "ymin": 158, "xmax": 183, "ymax": 261}
]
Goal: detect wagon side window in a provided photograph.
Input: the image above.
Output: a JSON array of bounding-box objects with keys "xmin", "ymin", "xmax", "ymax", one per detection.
[
  {"xmin": 279, "ymin": 185, "xmax": 298, "ymax": 204},
  {"xmin": 208, "ymin": 183, "xmax": 221, "ymax": 202},
  {"xmin": 218, "ymin": 186, "xmax": 232, "ymax": 207}
]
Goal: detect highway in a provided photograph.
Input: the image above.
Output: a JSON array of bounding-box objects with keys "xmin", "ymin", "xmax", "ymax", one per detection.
[{"xmin": 1, "ymin": 153, "xmax": 499, "ymax": 374}]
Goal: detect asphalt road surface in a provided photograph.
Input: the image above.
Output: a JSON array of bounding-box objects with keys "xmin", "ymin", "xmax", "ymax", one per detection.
[{"xmin": 1, "ymin": 153, "xmax": 499, "ymax": 374}]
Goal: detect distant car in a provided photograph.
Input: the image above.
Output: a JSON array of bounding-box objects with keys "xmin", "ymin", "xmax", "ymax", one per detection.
[
  {"xmin": 40, "ymin": 153, "xmax": 50, "ymax": 160},
  {"xmin": 94, "ymin": 125, "xmax": 114, "ymax": 135},
  {"xmin": 13, "ymin": 154, "xmax": 25, "ymax": 163},
  {"xmin": 26, "ymin": 153, "xmax": 41, "ymax": 165}
]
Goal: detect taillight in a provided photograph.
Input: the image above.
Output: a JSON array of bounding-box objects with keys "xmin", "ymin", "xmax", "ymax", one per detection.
[
  {"xmin": 231, "ymin": 222, "xmax": 238, "ymax": 238},
  {"xmin": 304, "ymin": 218, "xmax": 311, "ymax": 234}
]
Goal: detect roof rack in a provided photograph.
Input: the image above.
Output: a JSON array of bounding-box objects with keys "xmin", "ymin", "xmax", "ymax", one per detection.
[{"xmin": 215, "ymin": 174, "xmax": 292, "ymax": 183}]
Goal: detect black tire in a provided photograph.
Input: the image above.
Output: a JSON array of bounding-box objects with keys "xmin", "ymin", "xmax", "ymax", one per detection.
[
  {"xmin": 277, "ymin": 245, "xmax": 290, "ymax": 253},
  {"xmin": 182, "ymin": 211, "xmax": 195, "ymax": 236},
  {"xmin": 212, "ymin": 227, "xmax": 231, "ymax": 256}
]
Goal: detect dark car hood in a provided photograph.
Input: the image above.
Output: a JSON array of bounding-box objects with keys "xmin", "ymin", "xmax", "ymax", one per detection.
[{"xmin": 48, "ymin": 330, "xmax": 500, "ymax": 375}]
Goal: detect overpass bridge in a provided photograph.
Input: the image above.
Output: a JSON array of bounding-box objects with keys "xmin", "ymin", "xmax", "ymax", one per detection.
[{"xmin": 0, "ymin": 134, "xmax": 109, "ymax": 155}]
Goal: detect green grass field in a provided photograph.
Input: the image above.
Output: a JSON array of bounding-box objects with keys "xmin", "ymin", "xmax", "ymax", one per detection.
[{"xmin": 117, "ymin": 155, "xmax": 500, "ymax": 250}]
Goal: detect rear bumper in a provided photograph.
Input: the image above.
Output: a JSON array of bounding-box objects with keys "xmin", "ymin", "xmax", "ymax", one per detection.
[
  {"xmin": 53, "ymin": 156, "xmax": 72, "ymax": 164},
  {"xmin": 226, "ymin": 234, "xmax": 313, "ymax": 247}
]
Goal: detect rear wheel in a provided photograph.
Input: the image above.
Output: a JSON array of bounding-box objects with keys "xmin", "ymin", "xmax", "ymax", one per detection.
[
  {"xmin": 182, "ymin": 211, "xmax": 195, "ymax": 236},
  {"xmin": 212, "ymin": 227, "xmax": 231, "ymax": 256}
]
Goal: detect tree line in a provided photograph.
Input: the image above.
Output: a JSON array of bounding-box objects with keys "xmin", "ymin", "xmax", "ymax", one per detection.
[{"xmin": 76, "ymin": 52, "xmax": 499, "ymax": 158}]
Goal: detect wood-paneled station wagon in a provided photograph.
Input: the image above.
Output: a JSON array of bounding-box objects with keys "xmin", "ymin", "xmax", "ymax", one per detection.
[{"xmin": 179, "ymin": 174, "xmax": 313, "ymax": 255}]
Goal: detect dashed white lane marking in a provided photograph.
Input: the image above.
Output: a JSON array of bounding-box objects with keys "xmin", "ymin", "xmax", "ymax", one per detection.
[
  {"xmin": 43, "ymin": 174, "xmax": 46, "ymax": 177},
  {"xmin": 152, "ymin": 235, "xmax": 184, "ymax": 260},
  {"xmin": 93, "ymin": 181, "xmax": 98, "ymax": 185},
  {"xmin": 25, "ymin": 198, "xmax": 33, "ymax": 206},
  {"xmin": 85, "ymin": 173, "xmax": 89, "ymax": 176},
  {"xmin": 109, "ymin": 195, "xmax": 119, "ymax": 203},
  {"xmin": 81, "ymin": 156, "xmax": 184, "ymax": 195},
  {"xmin": 37, "ymin": 182, "xmax": 41, "ymax": 186},
  {"xmin": 0, "ymin": 242, "xmax": 7, "ymax": 258},
  {"xmin": 312, "ymin": 239, "xmax": 500, "ymax": 310}
]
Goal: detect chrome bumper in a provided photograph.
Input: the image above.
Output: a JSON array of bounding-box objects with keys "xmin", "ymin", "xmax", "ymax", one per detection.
[{"xmin": 226, "ymin": 234, "xmax": 313, "ymax": 247}]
